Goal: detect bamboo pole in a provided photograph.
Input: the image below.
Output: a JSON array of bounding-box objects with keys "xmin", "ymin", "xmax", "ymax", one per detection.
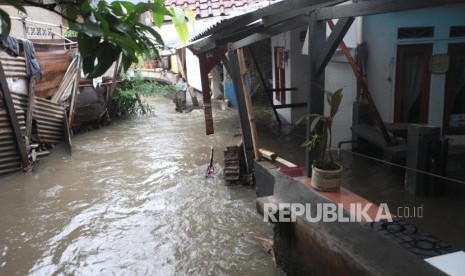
[{"xmin": 237, "ymin": 48, "xmax": 260, "ymax": 161}]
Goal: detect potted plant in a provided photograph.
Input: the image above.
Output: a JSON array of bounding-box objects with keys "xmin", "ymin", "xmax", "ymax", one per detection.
[{"xmin": 296, "ymin": 88, "xmax": 343, "ymax": 191}]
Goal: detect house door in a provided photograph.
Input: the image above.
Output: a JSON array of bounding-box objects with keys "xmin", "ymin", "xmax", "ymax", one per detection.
[
  {"xmin": 395, "ymin": 44, "xmax": 433, "ymax": 123},
  {"xmin": 443, "ymin": 43, "xmax": 465, "ymax": 135}
]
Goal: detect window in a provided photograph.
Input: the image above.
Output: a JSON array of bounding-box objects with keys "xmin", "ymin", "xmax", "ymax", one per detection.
[
  {"xmin": 398, "ymin": 27, "xmax": 434, "ymax": 39},
  {"xmin": 450, "ymin": 26, "xmax": 465, "ymax": 38}
]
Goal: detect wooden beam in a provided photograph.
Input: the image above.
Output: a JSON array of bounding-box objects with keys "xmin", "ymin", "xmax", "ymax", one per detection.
[
  {"xmin": 327, "ymin": 19, "xmax": 392, "ymax": 145},
  {"xmin": 206, "ymin": 47, "xmax": 228, "ymax": 73},
  {"xmin": 237, "ymin": 48, "xmax": 261, "ymax": 161},
  {"xmin": 25, "ymin": 78, "xmax": 35, "ymax": 139},
  {"xmin": 230, "ymin": 33, "xmax": 271, "ymax": 51},
  {"xmin": 315, "ymin": 17, "xmax": 354, "ymax": 76},
  {"xmin": 305, "ymin": 12, "xmax": 326, "ymax": 177},
  {"xmin": 223, "ymin": 53, "xmax": 255, "ymax": 173},
  {"xmin": 0, "ymin": 63, "xmax": 30, "ymax": 171},
  {"xmin": 68, "ymin": 57, "xmax": 81, "ymax": 128},
  {"xmin": 265, "ymin": 14, "xmax": 310, "ymax": 36},
  {"xmin": 198, "ymin": 53, "xmax": 214, "ymax": 135},
  {"xmin": 217, "ymin": 22, "xmax": 265, "ymax": 46},
  {"xmin": 316, "ymin": 0, "xmax": 465, "ymax": 20}
]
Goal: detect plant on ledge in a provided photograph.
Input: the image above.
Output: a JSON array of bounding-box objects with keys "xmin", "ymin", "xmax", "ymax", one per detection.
[{"xmin": 296, "ymin": 88, "xmax": 343, "ymax": 191}]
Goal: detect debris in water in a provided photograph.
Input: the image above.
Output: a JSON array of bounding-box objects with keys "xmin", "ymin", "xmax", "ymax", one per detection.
[
  {"xmin": 253, "ymin": 236, "xmax": 276, "ymax": 267},
  {"xmin": 206, "ymin": 146, "xmax": 216, "ymax": 177}
]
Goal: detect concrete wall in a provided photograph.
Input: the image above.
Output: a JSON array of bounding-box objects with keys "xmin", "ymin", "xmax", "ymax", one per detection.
[
  {"xmin": 363, "ymin": 4, "xmax": 465, "ymax": 144},
  {"xmin": 0, "ymin": 5, "xmax": 65, "ymax": 39},
  {"xmin": 255, "ymin": 161, "xmax": 446, "ymax": 276}
]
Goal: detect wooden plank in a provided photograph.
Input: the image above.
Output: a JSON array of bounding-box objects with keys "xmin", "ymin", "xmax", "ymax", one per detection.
[
  {"xmin": 276, "ymin": 157, "xmax": 297, "ymax": 168},
  {"xmin": 259, "ymin": 148, "xmax": 277, "ymax": 161},
  {"xmin": 64, "ymin": 110, "xmax": 72, "ymax": 154},
  {"xmin": 35, "ymin": 49, "xmax": 76, "ymax": 98},
  {"xmin": 0, "ymin": 63, "xmax": 30, "ymax": 171},
  {"xmin": 316, "ymin": 0, "xmax": 465, "ymax": 20},
  {"xmin": 224, "ymin": 53, "xmax": 255, "ymax": 173},
  {"xmin": 25, "ymin": 78, "xmax": 35, "ymax": 139},
  {"xmin": 237, "ymin": 48, "xmax": 260, "ymax": 161},
  {"xmin": 68, "ymin": 58, "xmax": 82, "ymax": 128}
]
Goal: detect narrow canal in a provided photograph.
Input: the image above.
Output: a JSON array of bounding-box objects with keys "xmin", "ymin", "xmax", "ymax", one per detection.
[{"xmin": 0, "ymin": 97, "xmax": 280, "ymax": 275}]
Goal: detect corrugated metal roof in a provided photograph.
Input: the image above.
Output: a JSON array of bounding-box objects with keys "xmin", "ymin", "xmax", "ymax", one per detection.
[
  {"xmin": 157, "ymin": 17, "xmax": 226, "ymax": 49},
  {"xmin": 189, "ymin": 0, "xmax": 274, "ymax": 41}
]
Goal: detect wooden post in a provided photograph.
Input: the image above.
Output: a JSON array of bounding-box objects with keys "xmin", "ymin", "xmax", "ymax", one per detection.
[
  {"xmin": 25, "ymin": 78, "xmax": 35, "ymax": 140},
  {"xmin": 64, "ymin": 110, "xmax": 72, "ymax": 154},
  {"xmin": 198, "ymin": 53, "xmax": 214, "ymax": 135},
  {"xmin": 0, "ymin": 63, "xmax": 30, "ymax": 171},
  {"xmin": 224, "ymin": 52, "xmax": 254, "ymax": 173},
  {"xmin": 237, "ymin": 48, "xmax": 261, "ymax": 161},
  {"xmin": 68, "ymin": 57, "xmax": 81, "ymax": 128},
  {"xmin": 305, "ymin": 12, "xmax": 326, "ymax": 177},
  {"xmin": 108, "ymin": 55, "xmax": 121, "ymax": 104},
  {"xmin": 177, "ymin": 50, "xmax": 199, "ymax": 107}
]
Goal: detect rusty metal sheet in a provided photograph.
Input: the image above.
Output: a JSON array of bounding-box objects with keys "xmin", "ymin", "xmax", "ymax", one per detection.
[{"xmin": 35, "ymin": 49, "xmax": 77, "ymax": 98}]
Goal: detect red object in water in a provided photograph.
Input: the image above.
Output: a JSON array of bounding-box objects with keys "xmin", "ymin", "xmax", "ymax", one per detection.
[{"xmin": 279, "ymin": 166, "xmax": 304, "ymax": 177}]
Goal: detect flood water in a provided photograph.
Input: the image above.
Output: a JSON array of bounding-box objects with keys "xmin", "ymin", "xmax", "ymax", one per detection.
[{"xmin": 0, "ymin": 97, "xmax": 280, "ymax": 275}]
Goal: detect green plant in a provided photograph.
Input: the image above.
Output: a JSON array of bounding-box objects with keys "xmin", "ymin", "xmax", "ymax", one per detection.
[
  {"xmin": 296, "ymin": 88, "xmax": 343, "ymax": 170},
  {"xmin": 109, "ymin": 73, "xmax": 175, "ymax": 118}
]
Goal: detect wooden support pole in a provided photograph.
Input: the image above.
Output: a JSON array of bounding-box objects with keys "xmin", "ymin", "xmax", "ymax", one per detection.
[
  {"xmin": 198, "ymin": 53, "xmax": 214, "ymax": 135},
  {"xmin": 327, "ymin": 19, "xmax": 391, "ymax": 145},
  {"xmin": 68, "ymin": 57, "xmax": 81, "ymax": 128},
  {"xmin": 237, "ymin": 48, "xmax": 260, "ymax": 161},
  {"xmin": 25, "ymin": 78, "xmax": 35, "ymax": 140},
  {"xmin": 0, "ymin": 63, "xmax": 30, "ymax": 171},
  {"xmin": 223, "ymin": 53, "xmax": 254, "ymax": 173},
  {"xmin": 305, "ymin": 12, "xmax": 326, "ymax": 177},
  {"xmin": 177, "ymin": 50, "xmax": 199, "ymax": 107},
  {"xmin": 108, "ymin": 55, "xmax": 121, "ymax": 104}
]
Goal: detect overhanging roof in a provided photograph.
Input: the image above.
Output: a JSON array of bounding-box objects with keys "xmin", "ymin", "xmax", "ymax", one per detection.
[{"xmin": 187, "ymin": 0, "xmax": 465, "ymax": 54}]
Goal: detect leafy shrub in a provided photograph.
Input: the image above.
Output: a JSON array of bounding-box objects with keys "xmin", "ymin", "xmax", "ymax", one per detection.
[{"xmin": 109, "ymin": 73, "xmax": 175, "ymax": 118}]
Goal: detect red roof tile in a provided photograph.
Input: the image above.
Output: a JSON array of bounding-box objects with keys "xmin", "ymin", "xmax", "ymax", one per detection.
[{"xmin": 165, "ymin": 0, "xmax": 254, "ymax": 18}]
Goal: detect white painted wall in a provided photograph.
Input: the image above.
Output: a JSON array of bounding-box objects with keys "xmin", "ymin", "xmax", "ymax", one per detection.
[
  {"xmin": 363, "ymin": 4, "xmax": 465, "ymax": 145},
  {"xmin": 185, "ymin": 48, "xmax": 202, "ymax": 91},
  {"xmin": 325, "ymin": 58, "xmax": 357, "ymax": 148},
  {"xmin": 271, "ymin": 21, "xmax": 359, "ymax": 146}
]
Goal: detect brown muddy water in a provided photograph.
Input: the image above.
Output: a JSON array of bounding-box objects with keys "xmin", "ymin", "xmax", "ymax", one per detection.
[{"xmin": 0, "ymin": 97, "xmax": 281, "ymax": 275}]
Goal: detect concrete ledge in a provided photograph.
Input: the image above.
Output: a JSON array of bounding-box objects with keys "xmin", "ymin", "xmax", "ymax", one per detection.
[{"xmin": 254, "ymin": 160, "xmax": 446, "ymax": 276}]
